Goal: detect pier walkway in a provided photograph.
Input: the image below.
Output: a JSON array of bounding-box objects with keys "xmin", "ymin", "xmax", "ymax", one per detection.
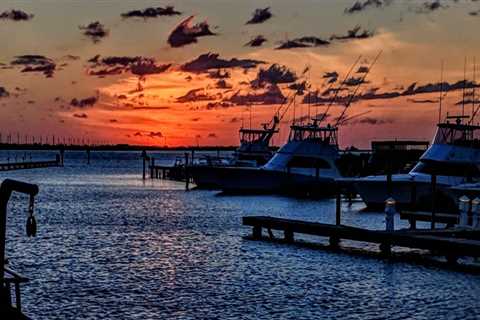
[
  {"xmin": 243, "ymin": 216, "xmax": 480, "ymax": 261},
  {"xmin": 0, "ymin": 158, "xmax": 61, "ymax": 172}
]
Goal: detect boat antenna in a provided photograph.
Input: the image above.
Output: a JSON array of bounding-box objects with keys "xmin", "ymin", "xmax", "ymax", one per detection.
[
  {"xmin": 473, "ymin": 57, "xmax": 476, "ymax": 118},
  {"xmin": 335, "ymin": 50, "xmax": 383, "ymax": 127},
  {"xmin": 438, "ymin": 60, "xmax": 444, "ymax": 123},
  {"xmin": 462, "ymin": 56, "xmax": 467, "ymax": 119},
  {"xmin": 318, "ymin": 55, "xmax": 362, "ymax": 124}
]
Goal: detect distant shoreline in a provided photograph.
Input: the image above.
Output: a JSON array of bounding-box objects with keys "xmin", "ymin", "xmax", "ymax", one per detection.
[{"xmin": 0, "ymin": 143, "xmax": 248, "ymax": 152}]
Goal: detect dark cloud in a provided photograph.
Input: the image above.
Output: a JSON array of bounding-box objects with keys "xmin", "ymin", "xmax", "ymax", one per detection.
[
  {"xmin": 181, "ymin": 53, "xmax": 264, "ymax": 73},
  {"xmin": 357, "ymin": 66, "xmax": 369, "ymax": 73},
  {"xmin": 276, "ymin": 36, "xmax": 330, "ymax": 49},
  {"xmin": 176, "ymin": 88, "xmax": 219, "ymax": 103},
  {"xmin": 0, "ymin": 10, "xmax": 33, "ymax": 21},
  {"xmin": 303, "ymin": 80, "xmax": 480, "ymax": 105},
  {"xmin": 121, "ymin": 6, "xmax": 181, "ymax": 18},
  {"xmin": 10, "ymin": 55, "xmax": 56, "ymax": 78},
  {"xmin": 244, "ymin": 35, "xmax": 267, "ymax": 47},
  {"xmin": 73, "ymin": 113, "xmax": 88, "ymax": 119},
  {"xmin": 167, "ymin": 16, "xmax": 215, "ymax": 47},
  {"xmin": 253, "ymin": 64, "xmax": 297, "ymax": 86},
  {"xmin": 87, "ymin": 55, "xmax": 170, "ymax": 77},
  {"xmin": 246, "ymin": 7, "xmax": 272, "ymax": 24},
  {"xmin": 227, "ymin": 83, "xmax": 286, "ymax": 105},
  {"xmin": 230, "ymin": 117, "xmax": 240, "ymax": 123},
  {"xmin": 215, "ymin": 79, "xmax": 232, "ymax": 89},
  {"xmin": 407, "ymin": 98, "xmax": 439, "ymax": 104},
  {"xmin": 70, "ymin": 96, "xmax": 98, "ymax": 108},
  {"xmin": 288, "ymin": 81, "xmax": 309, "ymax": 95},
  {"xmin": 79, "ymin": 21, "xmax": 109, "ymax": 43},
  {"xmin": 330, "ymin": 26, "xmax": 374, "ymax": 41},
  {"xmin": 0, "ymin": 87, "xmax": 9, "ymax": 98},
  {"xmin": 455, "ymin": 99, "xmax": 480, "ymax": 106},
  {"xmin": 344, "ymin": 0, "xmax": 385, "ymax": 14},
  {"xmin": 204, "ymin": 102, "xmax": 234, "ymax": 110},
  {"xmin": 344, "ymin": 77, "xmax": 369, "ymax": 86},
  {"xmin": 349, "ymin": 117, "xmax": 394, "ymax": 125},
  {"xmin": 207, "ymin": 133, "xmax": 218, "ymax": 138},
  {"xmin": 109, "ymin": 119, "xmax": 118, "ymax": 123},
  {"xmin": 148, "ymin": 131, "xmax": 163, "ymax": 138},
  {"xmin": 130, "ymin": 61, "xmax": 171, "ymax": 76},
  {"xmin": 417, "ymin": 0, "xmax": 447, "ymax": 13},
  {"xmin": 323, "ymin": 71, "xmax": 339, "ymax": 83}
]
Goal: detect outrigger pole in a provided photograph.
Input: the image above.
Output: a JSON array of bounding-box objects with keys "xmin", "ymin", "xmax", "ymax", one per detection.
[
  {"xmin": 334, "ymin": 50, "xmax": 383, "ymax": 127},
  {"xmin": 318, "ymin": 55, "xmax": 363, "ymax": 124}
]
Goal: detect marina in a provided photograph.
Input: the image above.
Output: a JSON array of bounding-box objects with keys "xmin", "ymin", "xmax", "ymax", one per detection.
[{"xmin": 4, "ymin": 0, "xmax": 480, "ymax": 318}]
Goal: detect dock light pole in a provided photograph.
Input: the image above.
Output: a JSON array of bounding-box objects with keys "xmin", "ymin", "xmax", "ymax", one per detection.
[
  {"xmin": 385, "ymin": 197, "xmax": 396, "ymax": 232},
  {"xmin": 0, "ymin": 180, "xmax": 39, "ymax": 289},
  {"xmin": 472, "ymin": 197, "xmax": 480, "ymax": 229},
  {"xmin": 458, "ymin": 195, "xmax": 470, "ymax": 227}
]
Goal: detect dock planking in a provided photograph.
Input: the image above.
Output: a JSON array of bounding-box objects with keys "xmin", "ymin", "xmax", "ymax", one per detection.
[
  {"xmin": 242, "ymin": 216, "xmax": 480, "ymax": 260},
  {"xmin": 0, "ymin": 159, "xmax": 61, "ymax": 172}
]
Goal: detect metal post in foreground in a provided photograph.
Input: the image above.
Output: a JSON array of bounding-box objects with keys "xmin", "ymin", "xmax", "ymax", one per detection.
[{"xmin": 0, "ymin": 180, "xmax": 39, "ymax": 287}]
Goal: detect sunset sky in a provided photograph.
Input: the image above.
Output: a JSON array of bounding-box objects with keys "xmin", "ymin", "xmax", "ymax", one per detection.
[{"xmin": 2, "ymin": 0, "xmax": 480, "ymax": 148}]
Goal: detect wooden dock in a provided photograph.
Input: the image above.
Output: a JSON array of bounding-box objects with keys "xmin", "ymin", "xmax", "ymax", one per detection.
[
  {"xmin": 0, "ymin": 158, "xmax": 61, "ymax": 171},
  {"xmin": 242, "ymin": 216, "xmax": 480, "ymax": 262}
]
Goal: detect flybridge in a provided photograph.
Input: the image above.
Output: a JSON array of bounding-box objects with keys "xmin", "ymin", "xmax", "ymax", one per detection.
[
  {"xmin": 289, "ymin": 121, "xmax": 339, "ymax": 147},
  {"xmin": 434, "ymin": 115, "xmax": 480, "ymax": 148}
]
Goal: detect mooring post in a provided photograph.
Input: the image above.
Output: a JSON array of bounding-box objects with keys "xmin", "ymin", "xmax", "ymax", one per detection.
[
  {"xmin": 86, "ymin": 148, "xmax": 91, "ymax": 165},
  {"xmin": 431, "ymin": 174, "xmax": 437, "ymax": 229},
  {"xmin": 252, "ymin": 225, "xmax": 262, "ymax": 240},
  {"xmin": 284, "ymin": 228, "xmax": 294, "ymax": 243},
  {"xmin": 385, "ymin": 197, "xmax": 396, "ymax": 232},
  {"xmin": 336, "ymin": 191, "xmax": 341, "ymax": 226},
  {"xmin": 185, "ymin": 153, "xmax": 190, "ymax": 191},
  {"xmin": 459, "ymin": 195, "xmax": 470, "ymax": 227},
  {"xmin": 191, "ymin": 149, "xmax": 195, "ymax": 164},
  {"xmin": 150, "ymin": 158, "xmax": 155, "ymax": 179},
  {"xmin": 141, "ymin": 150, "xmax": 147, "ymax": 180},
  {"xmin": 60, "ymin": 147, "xmax": 65, "ymax": 166}
]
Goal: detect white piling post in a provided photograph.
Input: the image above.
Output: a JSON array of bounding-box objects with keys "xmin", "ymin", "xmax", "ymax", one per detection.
[
  {"xmin": 385, "ymin": 197, "xmax": 396, "ymax": 232},
  {"xmin": 472, "ymin": 197, "xmax": 480, "ymax": 229},
  {"xmin": 458, "ymin": 195, "xmax": 470, "ymax": 227}
]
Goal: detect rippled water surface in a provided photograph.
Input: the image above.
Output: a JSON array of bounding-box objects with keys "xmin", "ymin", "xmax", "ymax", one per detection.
[{"xmin": 2, "ymin": 151, "xmax": 480, "ymax": 319}]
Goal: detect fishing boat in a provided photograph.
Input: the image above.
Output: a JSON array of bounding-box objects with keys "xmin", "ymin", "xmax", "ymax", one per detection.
[
  {"xmin": 212, "ymin": 120, "xmax": 342, "ymax": 196},
  {"xmin": 189, "ymin": 116, "xmax": 279, "ymax": 189},
  {"xmin": 351, "ymin": 115, "xmax": 480, "ymax": 211}
]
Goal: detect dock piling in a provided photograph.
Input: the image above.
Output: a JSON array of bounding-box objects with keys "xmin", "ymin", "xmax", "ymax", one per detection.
[
  {"xmin": 150, "ymin": 158, "xmax": 155, "ymax": 179},
  {"xmin": 185, "ymin": 153, "xmax": 190, "ymax": 191},
  {"xmin": 431, "ymin": 174, "xmax": 437, "ymax": 229}
]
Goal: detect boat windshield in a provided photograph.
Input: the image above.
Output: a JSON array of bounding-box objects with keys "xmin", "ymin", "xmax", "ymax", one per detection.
[{"xmin": 411, "ymin": 160, "xmax": 480, "ymax": 178}]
